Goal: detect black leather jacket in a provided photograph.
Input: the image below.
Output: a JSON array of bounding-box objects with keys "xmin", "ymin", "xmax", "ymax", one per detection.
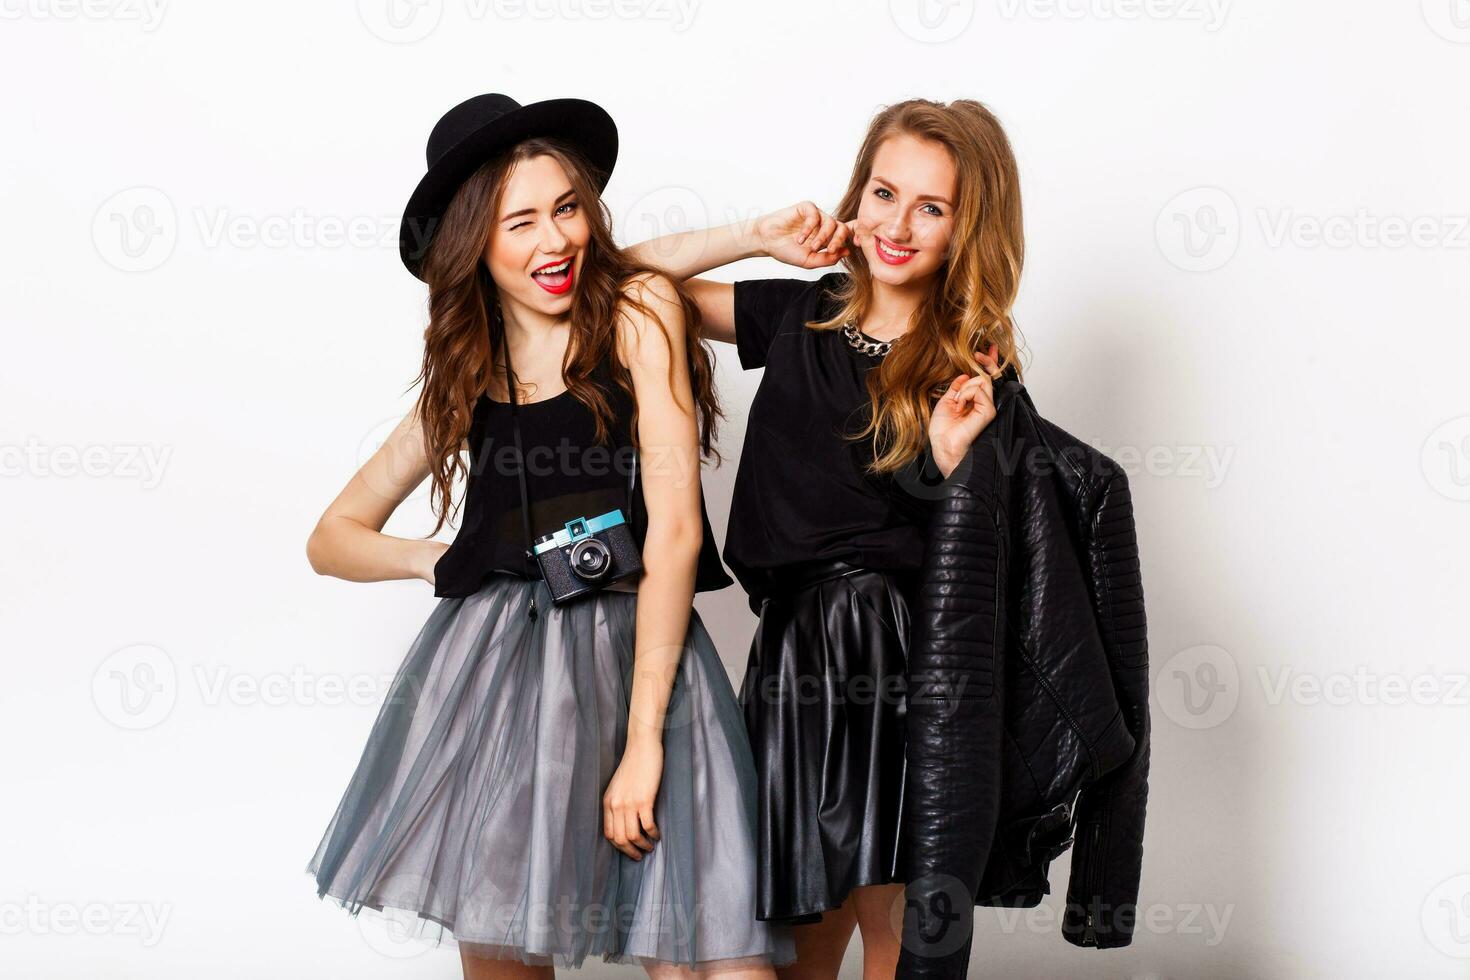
[{"xmin": 896, "ymin": 369, "xmax": 1151, "ymax": 978}]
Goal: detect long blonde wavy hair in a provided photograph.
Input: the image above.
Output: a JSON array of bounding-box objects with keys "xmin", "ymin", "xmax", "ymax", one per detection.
[{"xmin": 811, "ymin": 98, "xmax": 1026, "ymax": 474}]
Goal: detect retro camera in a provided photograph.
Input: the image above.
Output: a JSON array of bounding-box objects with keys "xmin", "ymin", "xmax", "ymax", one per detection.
[{"xmin": 532, "ymin": 509, "xmax": 643, "ymax": 604}]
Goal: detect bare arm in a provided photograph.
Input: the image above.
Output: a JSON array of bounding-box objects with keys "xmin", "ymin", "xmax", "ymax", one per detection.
[
  {"xmin": 626, "ymin": 203, "xmax": 852, "ymax": 345},
  {"xmin": 599, "ymin": 272, "xmax": 709, "ymax": 861},
  {"xmin": 305, "ymin": 407, "xmax": 448, "ymax": 585}
]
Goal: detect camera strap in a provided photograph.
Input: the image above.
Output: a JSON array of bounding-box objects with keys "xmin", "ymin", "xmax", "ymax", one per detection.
[
  {"xmin": 501, "ymin": 334, "xmax": 538, "ymax": 620},
  {"xmin": 498, "ymin": 327, "xmax": 639, "ymax": 621}
]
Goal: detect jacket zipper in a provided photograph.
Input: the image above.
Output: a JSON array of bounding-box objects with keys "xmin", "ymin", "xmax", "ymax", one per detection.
[{"xmin": 1082, "ymin": 821, "xmax": 1101, "ymax": 945}]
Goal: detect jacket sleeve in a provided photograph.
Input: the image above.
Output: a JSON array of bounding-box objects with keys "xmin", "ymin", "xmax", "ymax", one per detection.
[
  {"xmin": 1061, "ymin": 469, "xmax": 1151, "ymax": 948},
  {"xmin": 895, "ymin": 422, "xmax": 1008, "ymax": 980}
]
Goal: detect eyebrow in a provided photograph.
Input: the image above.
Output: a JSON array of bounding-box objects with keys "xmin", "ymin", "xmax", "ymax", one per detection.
[
  {"xmin": 872, "ymin": 175, "xmax": 953, "ymax": 208},
  {"xmin": 500, "ymin": 188, "xmax": 577, "ymax": 223}
]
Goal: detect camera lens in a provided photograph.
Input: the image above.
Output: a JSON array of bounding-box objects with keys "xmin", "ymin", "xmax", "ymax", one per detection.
[{"xmin": 569, "ymin": 538, "xmax": 612, "ymax": 581}]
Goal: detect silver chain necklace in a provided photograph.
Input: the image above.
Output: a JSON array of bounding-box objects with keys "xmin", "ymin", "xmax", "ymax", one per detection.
[{"xmin": 841, "ymin": 319, "xmax": 894, "ymax": 357}]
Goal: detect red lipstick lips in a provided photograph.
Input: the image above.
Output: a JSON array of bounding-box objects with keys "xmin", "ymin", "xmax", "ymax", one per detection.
[
  {"xmin": 531, "ymin": 256, "xmax": 575, "ymax": 295},
  {"xmin": 873, "ymin": 235, "xmax": 917, "ymax": 266}
]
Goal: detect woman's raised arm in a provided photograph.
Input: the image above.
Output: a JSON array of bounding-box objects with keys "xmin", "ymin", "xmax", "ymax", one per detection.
[{"xmin": 626, "ymin": 202, "xmax": 851, "ymax": 344}]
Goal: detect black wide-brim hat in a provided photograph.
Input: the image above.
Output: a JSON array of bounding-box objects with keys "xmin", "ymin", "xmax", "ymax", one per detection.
[{"xmin": 398, "ymin": 93, "xmax": 618, "ymax": 280}]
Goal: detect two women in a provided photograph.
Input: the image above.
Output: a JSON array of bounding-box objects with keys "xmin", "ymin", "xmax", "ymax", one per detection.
[{"xmin": 305, "ymin": 93, "xmax": 1018, "ymax": 980}]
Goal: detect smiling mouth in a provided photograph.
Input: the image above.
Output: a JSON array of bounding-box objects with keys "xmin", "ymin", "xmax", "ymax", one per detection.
[
  {"xmin": 531, "ymin": 257, "xmax": 574, "ymax": 294},
  {"xmin": 874, "ymin": 236, "xmax": 917, "ymax": 265}
]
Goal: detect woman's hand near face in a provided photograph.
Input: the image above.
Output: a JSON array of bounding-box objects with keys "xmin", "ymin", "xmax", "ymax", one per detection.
[
  {"xmin": 928, "ymin": 345, "xmax": 1004, "ymax": 479},
  {"xmin": 755, "ymin": 201, "xmax": 851, "ymax": 269}
]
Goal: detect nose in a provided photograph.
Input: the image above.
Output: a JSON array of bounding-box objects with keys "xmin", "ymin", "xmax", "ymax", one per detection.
[
  {"xmin": 539, "ymin": 215, "xmax": 569, "ymax": 254},
  {"xmin": 883, "ymin": 209, "xmax": 912, "ymax": 243}
]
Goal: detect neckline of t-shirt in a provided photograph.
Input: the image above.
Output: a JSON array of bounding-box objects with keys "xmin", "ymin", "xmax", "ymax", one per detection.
[{"xmin": 480, "ymin": 386, "xmax": 573, "ymax": 408}]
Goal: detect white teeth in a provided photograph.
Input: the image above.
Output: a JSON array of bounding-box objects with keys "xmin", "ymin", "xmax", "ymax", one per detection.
[
  {"xmin": 878, "ymin": 240, "xmax": 913, "ymax": 258},
  {"xmin": 534, "ymin": 259, "xmax": 571, "ymax": 276}
]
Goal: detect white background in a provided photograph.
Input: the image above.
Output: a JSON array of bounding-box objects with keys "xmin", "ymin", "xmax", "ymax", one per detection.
[{"xmin": 3, "ymin": 0, "xmax": 1469, "ymax": 977}]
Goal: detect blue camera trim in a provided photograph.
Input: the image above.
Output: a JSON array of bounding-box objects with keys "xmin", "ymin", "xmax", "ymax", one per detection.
[{"xmin": 532, "ymin": 509, "xmax": 627, "ymax": 555}]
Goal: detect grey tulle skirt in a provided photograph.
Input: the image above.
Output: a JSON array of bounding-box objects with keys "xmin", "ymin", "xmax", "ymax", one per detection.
[{"xmin": 305, "ymin": 573, "xmax": 795, "ymax": 970}]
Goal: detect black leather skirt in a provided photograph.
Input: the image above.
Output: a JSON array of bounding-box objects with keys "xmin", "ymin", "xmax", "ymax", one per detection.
[{"xmin": 737, "ymin": 558, "xmax": 916, "ymax": 924}]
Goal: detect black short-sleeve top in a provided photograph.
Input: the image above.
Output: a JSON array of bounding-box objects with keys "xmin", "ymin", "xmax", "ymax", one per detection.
[
  {"xmin": 723, "ymin": 272, "xmax": 939, "ymax": 598},
  {"xmin": 432, "ymin": 358, "xmax": 734, "ymax": 598}
]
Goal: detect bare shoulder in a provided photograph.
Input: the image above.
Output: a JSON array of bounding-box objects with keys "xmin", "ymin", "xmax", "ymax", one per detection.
[
  {"xmin": 618, "ymin": 271, "xmax": 684, "ymax": 321},
  {"xmin": 615, "ymin": 271, "xmax": 687, "ymax": 365}
]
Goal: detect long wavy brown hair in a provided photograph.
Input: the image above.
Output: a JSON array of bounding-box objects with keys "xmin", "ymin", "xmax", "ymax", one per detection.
[
  {"xmin": 811, "ymin": 98, "xmax": 1026, "ymax": 474},
  {"xmin": 412, "ymin": 137, "xmax": 722, "ymax": 534}
]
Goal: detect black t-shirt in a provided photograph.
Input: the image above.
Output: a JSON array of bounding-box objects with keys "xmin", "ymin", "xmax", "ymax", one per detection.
[
  {"xmin": 723, "ymin": 273, "xmax": 938, "ymax": 599},
  {"xmin": 433, "ymin": 359, "xmax": 734, "ymax": 598}
]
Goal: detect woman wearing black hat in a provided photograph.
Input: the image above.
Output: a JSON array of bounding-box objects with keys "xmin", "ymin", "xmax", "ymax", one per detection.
[{"xmin": 303, "ymin": 94, "xmax": 794, "ymax": 977}]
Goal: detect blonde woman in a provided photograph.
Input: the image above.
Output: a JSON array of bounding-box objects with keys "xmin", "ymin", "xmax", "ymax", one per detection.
[{"xmin": 630, "ymin": 99, "xmax": 1020, "ymax": 980}]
